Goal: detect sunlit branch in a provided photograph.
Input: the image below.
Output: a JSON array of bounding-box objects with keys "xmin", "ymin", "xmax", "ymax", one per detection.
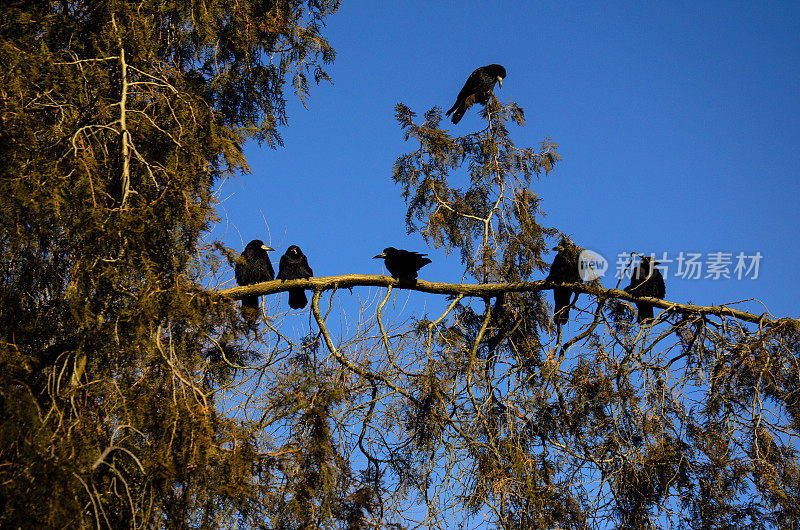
[
  {"xmin": 310, "ymin": 290, "xmax": 420, "ymax": 407},
  {"xmin": 375, "ymin": 285, "xmax": 393, "ymax": 357},
  {"xmin": 215, "ymin": 274, "xmax": 795, "ymax": 328},
  {"xmin": 112, "ymin": 14, "xmax": 132, "ymax": 209}
]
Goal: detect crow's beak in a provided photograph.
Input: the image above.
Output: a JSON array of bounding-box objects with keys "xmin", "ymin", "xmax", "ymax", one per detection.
[
  {"xmin": 262, "ymin": 245, "xmax": 275, "ymax": 252},
  {"xmin": 497, "ymin": 77, "xmax": 503, "ymax": 89},
  {"xmin": 372, "ymin": 254, "xmax": 385, "ymax": 259}
]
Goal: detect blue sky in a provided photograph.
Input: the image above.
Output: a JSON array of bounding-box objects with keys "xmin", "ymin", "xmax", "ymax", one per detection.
[{"xmin": 214, "ymin": 1, "xmax": 799, "ymax": 320}]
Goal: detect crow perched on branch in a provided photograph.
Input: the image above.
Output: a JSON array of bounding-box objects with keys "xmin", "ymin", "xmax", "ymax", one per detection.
[
  {"xmin": 235, "ymin": 239, "xmax": 275, "ymax": 312},
  {"xmin": 625, "ymin": 256, "xmax": 666, "ymax": 323},
  {"xmin": 546, "ymin": 238, "xmax": 583, "ymax": 326},
  {"xmin": 445, "ymin": 64, "xmax": 507, "ymax": 124},
  {"xmin": 373, "ymin": 247, "xmax": 431, "ymax": 281},
  {"xmin": 277, "ymin": 245, "xmax": 313, "ymax": 309}
]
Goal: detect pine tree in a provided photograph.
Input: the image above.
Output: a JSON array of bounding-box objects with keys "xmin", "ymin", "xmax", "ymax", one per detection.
[
  {"xmin": 0, "ymin": 1, "xmax": 338, "ymax": 526},
  {"xmin": 3, "ymin": 3, "xmax": 800, "ymax": 528},
  {"xmin": 218, "ymin": 96, "xmax": 800, "ymax": 528},
  {"xmin": 385, "ymin": 99, "xmax": 800, "ymax": 528}
]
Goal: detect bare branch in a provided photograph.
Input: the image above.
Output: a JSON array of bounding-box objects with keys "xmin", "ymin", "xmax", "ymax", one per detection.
[{"xmin": 215, "ymin": 274, "xmax": 795, "ymax": 327}]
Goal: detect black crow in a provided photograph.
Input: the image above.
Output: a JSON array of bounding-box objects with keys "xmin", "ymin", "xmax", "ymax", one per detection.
[
  {"xmin": 445, "ymin": 64, "xmax": 507, "ymax": 124},
  {"xmin": 624, "ymin": 256, "xmax": 666, "ymax": 323},
  {"xmin": 546, "ymin": 238, "xmax": 583, "ymax": 326},
  {"xmin": 277, "ymin": 245, "xmax": 313, "ymax": 309},
  {"xmin": 373, "ymin": 247, "xmax": 432, "ymax": 281},
  {"xmin": 235, "ymin": 239, "xmax": 275, "ymax": 311}
]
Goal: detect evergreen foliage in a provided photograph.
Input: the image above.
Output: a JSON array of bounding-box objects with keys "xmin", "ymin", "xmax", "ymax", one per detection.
[
  {"xmin": 0, "ymin": 0, "xmax": 339, "ymax": 526},
  {"xmin": 2, "ymin": 3, "xmax": 799, "ymax": 528}
]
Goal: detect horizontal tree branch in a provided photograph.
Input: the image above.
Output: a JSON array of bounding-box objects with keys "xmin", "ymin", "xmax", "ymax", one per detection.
[{"xmin": 212, "ymin": 274, "xmax": 798, "ymax": 328}]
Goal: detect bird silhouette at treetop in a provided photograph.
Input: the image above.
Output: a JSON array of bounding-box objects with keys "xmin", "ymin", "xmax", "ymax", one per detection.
[{"xmin": 445, "ymin": 64, "xmax": 507, "ymax": 124}]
